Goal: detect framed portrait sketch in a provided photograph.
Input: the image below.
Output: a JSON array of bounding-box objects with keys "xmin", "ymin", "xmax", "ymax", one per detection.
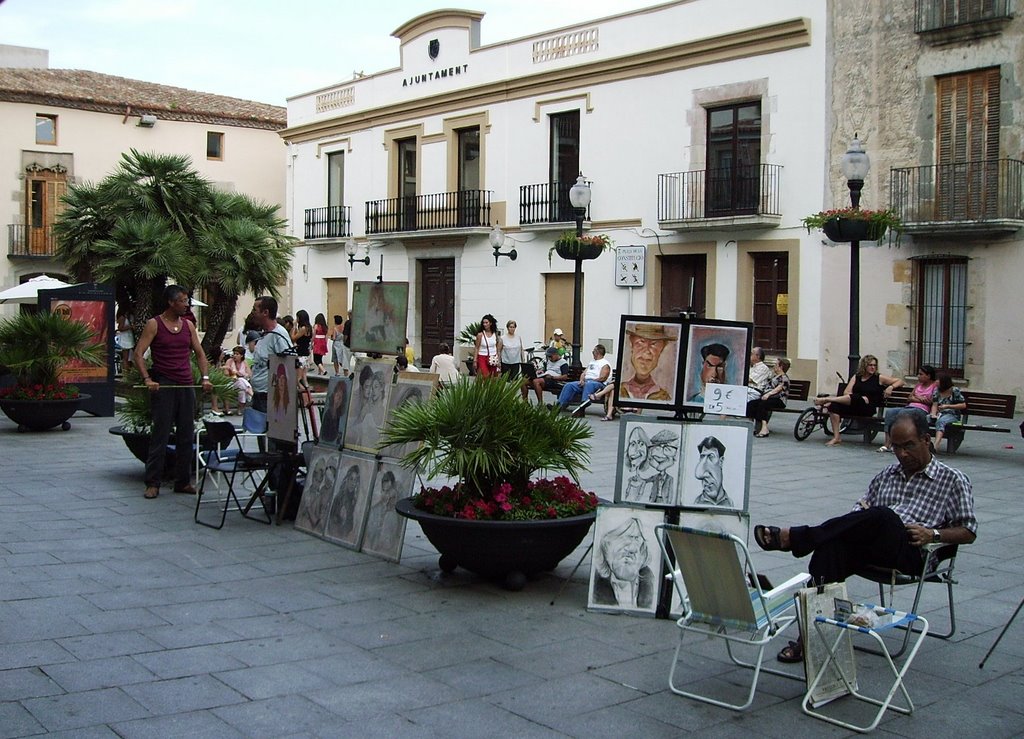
[
  {"xmin": 668, "ymin": 510, "xmax": 751, "ymax": 618},
  {"xmin": 614, "ymin": 316, "xmax": 684, "ymax": 412},
  {"xmin": 323, "ymin": 451, "xmax": 378, "ymax": 550},
  {"xmin": 294, "ymin": 446, "xmax": 341, "ymax": 537},
  {"xmin": 344, "ymin": 357, "xmax": 392, "ymax": 453},
  {"xmin": 680, "ymin": 319, "xmax": 753, "ymax": 409},
  {"xmin": 318, "ymin": 375, "xmax": 353, "ymax": 449},
  {"xmin": 358, "ymin": 459, "xmax": 415, "ymax": 562},
  {"xmin": 677, "ymin": 419, "xmax": 752, "ymax": 513},
  {"xmin": 267, "ymin": 354, "xmax": 298, "ymax": 444},
  {"xmin": 349, "ymin": 281, "xmax": 410, "ymax": 355},
  {"xmin": 613, "ymin": 416, "xmax": 685, "ymax": 507},
  {"xmin": 588, "ymin": 505, "xmax": 665, "ymax": 616},
  {"xmin": 379, "ymin": 374, "xmax": 437, "ymax": 460}
]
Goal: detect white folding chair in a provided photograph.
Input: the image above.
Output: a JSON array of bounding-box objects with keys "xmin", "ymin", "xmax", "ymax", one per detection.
[{"xmin": 656, "ymin": 524, "xmax": 807, "ymax": 711}]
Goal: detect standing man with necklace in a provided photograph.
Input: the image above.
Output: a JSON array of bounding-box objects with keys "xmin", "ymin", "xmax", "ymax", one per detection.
[{"xmin": 134, "ymin": 285, "xmax": 213, "ymax": 500}]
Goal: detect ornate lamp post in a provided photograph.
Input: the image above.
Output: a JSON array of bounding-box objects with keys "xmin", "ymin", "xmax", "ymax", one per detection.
[
  {"xmin": 567, "ymin": 174, "xmax": 592, "ymax": 369},
  {"xmin": 839, "ymin": 137, "xmax": 870, "ymax": 379},
  {"xmin": 345, "ymin": 239, "xmax": 370, "ymax": 269},
  {"xmin": 488, "ymin": 224, "xmax": 518, "ymax": 266}
]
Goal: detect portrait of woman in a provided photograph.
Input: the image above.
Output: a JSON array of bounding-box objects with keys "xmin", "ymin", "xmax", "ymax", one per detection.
[
  {"xmin": 294, "ymin": 447, "xmax": 339, "ymax": 537},
  {"xmin": 323, "ymin": 452, "xmax": 377, "ymax": 549},
  {"xmin": 267, "ymin": 355, "xmax": 297, "ymax": 444},
  {"xmin": 345, "ymin": 358, "xmax": 391, "ymax": 453},
  {"xmin": 359, "ymin": 462, "xmax": 413, "ymax": 562},
  {"xmin": 319, "ymin": 375, "xmax": 352, "ymax": 449}
]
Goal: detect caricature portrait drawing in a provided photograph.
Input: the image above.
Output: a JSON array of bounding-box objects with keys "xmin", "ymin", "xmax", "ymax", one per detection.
[
  {"xmin": 588, "ymin": 507, "xmax": 664, "ymax": 615},
  {"xmin": 678, "ymin": 421, "xmax": 751, "ymax": 512},
  {"xmin": 615, "ymin": 418, "xmax": 684, "ymax": 507},
  {"xmin": 617, "ymin": 321, "xmax": 681, "ymax": 407},
  {"xmin": 681, "ymin": 322, "xmax": 752, "ymax": 408}
]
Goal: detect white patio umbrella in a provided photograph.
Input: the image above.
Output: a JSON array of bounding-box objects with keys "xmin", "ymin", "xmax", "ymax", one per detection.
[{"xmin": 0, "ymin": 275, "xmax": 74, "ymax": 304}]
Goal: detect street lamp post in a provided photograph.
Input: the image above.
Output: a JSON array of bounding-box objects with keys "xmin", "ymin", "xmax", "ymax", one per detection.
[
  {"xmin": 839, "ymin": 137, "xmax": 871, "ymax": 380},
  {"xmin": 567, "ymin": 174, "xmax": 592, "ymax": 369},
  {"xmin": 345, "ymin": 239, "xmax": 370, "ymax": 269}
]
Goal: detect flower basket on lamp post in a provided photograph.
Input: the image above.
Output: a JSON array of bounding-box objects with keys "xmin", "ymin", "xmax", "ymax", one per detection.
[
  {"xmin": 803, "ymin": 208, "xmax": 902, "ymax": 245},
  {"xmin": 549, "ymin": 232, "xmax": 612, "ymax": 265}
]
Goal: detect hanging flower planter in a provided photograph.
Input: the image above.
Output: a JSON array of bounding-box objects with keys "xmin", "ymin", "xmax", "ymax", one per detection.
[
  {"xmin": 549, "ymin": 231, "xmax": 612, "ymax": 265},
  {"xmin": 802, "ymin": 208, "xmax": 902, "ymax": 245}
]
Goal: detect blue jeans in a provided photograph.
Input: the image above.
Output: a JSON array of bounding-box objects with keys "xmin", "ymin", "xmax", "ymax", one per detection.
[{"xmin": 558, "ymin": 380, "xmax": 605, "ymax": 408}]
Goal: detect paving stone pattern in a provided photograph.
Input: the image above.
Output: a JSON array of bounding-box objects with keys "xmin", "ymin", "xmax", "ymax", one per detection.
[{"xmin": 1, "ymin": 410, "xmax": 1022, "ymax": 737}]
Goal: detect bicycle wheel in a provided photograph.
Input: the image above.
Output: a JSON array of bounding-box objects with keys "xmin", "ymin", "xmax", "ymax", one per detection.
[
  {"xmin": 794, "ymin": 408, "xmax": 817, "ymax": 441},
  {"xmin": 825, "ymin": 415, "xmax": 851, "ymax": 437}
]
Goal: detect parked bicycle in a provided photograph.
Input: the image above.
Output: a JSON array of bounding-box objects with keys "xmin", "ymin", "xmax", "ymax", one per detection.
[{"xmin": 793, "ymin": 394, "xmax": 851, "ymax": 441}]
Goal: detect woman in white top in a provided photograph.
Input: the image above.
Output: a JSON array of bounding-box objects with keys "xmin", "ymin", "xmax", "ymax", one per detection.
[
  {"xmin": 474, "ymin": 313, "xmax": 502, "ymax": 379},
  {"xmin": 429, "ymin": 343, "xmax": 461, "ymax": 385},
  {"xmin": 500, "ymin": 319, "xmax": 524, "ymax": 379}
]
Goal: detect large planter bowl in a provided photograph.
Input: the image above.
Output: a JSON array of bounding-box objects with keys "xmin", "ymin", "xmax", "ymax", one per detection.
[
  {"xmin": 0, "ymin": 394, "xmax": 89, "ymax": 432},
  {"xmin": 396, "ymin": 497, "xmax": 595, "ymax": 590},
  {"xmin": 822, "ymin": 217, "xmax": 887, "ymax": 243},
  {"xmin": 554, "ymin": 241, "xmax": 604, "ymax": 261},
  {"xmin": 109, "ymin": 425, "xmax": 180, "ymax": 478}
]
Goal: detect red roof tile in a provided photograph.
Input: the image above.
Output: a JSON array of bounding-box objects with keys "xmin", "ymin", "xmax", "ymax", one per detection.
[{"xmin": 0, "ymin": 68, "xmax": 285, "ymax": 130}]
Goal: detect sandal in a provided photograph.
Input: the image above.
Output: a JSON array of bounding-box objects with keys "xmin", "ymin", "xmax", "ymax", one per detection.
[
  {"xmin": 777, "ymin": 639, "xmax": 804, "ymax": 664},
  {"xmin": 753, "ymin": 524, "xmax": 787, "ymax": 552},
  {"xmin": 600, "ymin": 415, "xmax": 615, "ymax": 421},
  {"xmin": 825, "ymin": 439, "xmax": 842, "ymax": 447},
  {"xmin": 755, "ymin": 430, "xmax": 770, "ymax": 438},
  {"xmin": 143, "ymin": 486, "xmax": 159, "ymax": 499}
]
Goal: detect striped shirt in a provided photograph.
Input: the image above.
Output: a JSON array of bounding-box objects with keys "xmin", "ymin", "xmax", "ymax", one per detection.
[{"xmin": 857, "ymin": 457, "xmax": 977, "ymax": 534}]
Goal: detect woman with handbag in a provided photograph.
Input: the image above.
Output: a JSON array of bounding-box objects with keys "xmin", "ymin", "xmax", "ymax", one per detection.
[{"xmin": 474, "ymin": 313, "xmax": 502, "ymax": 379}]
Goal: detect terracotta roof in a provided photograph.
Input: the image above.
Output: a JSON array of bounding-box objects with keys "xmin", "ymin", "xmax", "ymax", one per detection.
[{"xmin": 0, "ymin": 68, "xmax": 285, "ymax": 130}]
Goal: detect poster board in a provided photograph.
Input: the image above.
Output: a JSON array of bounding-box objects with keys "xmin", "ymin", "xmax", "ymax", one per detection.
[
  {"xmin": 344, "ymin": 357, "xmax": 392, "ymax": 453},
  {"xmin": 613, "ymin": 316, "xmax": 683, "ymax": 412},
  {"xmin": 323, "ymin": 451, "xmax": 377, "ymax": 550},
  {"xmin": 294, "ymin": 445, "xmax": 341, "ymax": 537},
  {"xmin": 349, "ymin": 281, "xmax": 410, "ymax": 355},
  {"xmin": 267, "ymin": 354, "xmax": 298, "ymax": 444},
  {"xmin": 357, "ymin": 458, "xmax": 415, "ymax": 562},
  {"xmin": 39, "ymin": 283, "xmax": 115, "ymax": 417},
  {"xmin": 318, "ymin": 375, "xmax": 352, "ymax": 449},
  {"xmin": 378, "ymin": 373, "xmax": 438, "ymax": 460},
  {"xmin": 680, "ymin": 319, "xmax": 753, "ymax": 410}
]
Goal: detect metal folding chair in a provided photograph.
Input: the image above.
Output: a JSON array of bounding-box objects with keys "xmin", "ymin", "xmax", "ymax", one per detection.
[
  {"xmin": 854, "ymin": 542, "xmax": 959, "ymax": 658},
  {"xmin": 656, "ymin": 524, "xmax": 807, "ymax": 711},
  {"xmin": 194, "ymin": 420, "xmax": 276, "ymax": 529}
]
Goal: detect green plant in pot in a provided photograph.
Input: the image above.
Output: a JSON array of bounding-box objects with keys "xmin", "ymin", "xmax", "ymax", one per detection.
[
  {"xmin": 802, "ymin": 207, "xmax": 902, "ymax": 245},
  {"xmin": 549, "ymin": 230, "xmax": 612, "ymax": 265},
  {"xmin": 0, "ymin": 311, "xmax": 104, "ymax": 431},
  {"xmin": 381, "ymin": 376, "xmax": 599, "ymax": 589},
  {"xmin": 457, "ymin": 320, "xmax": 482, "ymax": 375}
]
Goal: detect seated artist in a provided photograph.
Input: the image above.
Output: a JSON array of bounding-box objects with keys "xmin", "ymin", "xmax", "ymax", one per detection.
[
  {"xmin": 525, "ymin": 346, "xmax": 569, "ymax": 405},
  {"xmin": 753, "ymin": 410, "xmax": 977, "ymax": 663}
]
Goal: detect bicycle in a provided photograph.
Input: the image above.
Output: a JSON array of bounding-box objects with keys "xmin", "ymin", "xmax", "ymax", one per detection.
[{"xmin": 793, "ymin": 394, "xmax": 851, "ymax": 441}]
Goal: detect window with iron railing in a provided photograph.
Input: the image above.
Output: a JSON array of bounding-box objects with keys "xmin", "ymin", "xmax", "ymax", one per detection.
[
  {"xmin": 915, "ymin": 0, "xmax": 1013, "ymax": 33},
  {"xmin": 910, "ymin": 257, "xmax": 968, "ymax": 377},
  {"xmin": 304, "ymin": 206, "xmax": 351, "ymax": 240},
  {"xmin": 365, "ymin": 190, "xmax": 491, "ymax": 235}
]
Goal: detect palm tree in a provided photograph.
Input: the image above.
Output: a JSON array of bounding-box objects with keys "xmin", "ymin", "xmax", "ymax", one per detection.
[{"xmin": 54, "ymin": 150, "xmax": 294, "ymax": 353}]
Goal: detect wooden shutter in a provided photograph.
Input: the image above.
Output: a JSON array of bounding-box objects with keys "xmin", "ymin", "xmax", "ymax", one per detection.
[{"xmin": 935, "ymin": 67, "xmax": 1000, "ymax": 218}]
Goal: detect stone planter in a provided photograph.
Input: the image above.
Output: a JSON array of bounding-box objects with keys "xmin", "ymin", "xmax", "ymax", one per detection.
[
  {"xmin": 554, "ymin": 241, "xmax": 604, "ymax": 261},
  {"xmin": 396, "ymin": 497, "xmax": 595, "ymax": 590},
  {"xmin": 822, "ymin": 217, "xmax": 887, "ymax": 243},
  {"xmin": 109, "ymin": 425, "xmax": 181, "ymax": 478},
  {"xmin": 0, "ymin": 394, "xmax": 89, "ymax": 432}
]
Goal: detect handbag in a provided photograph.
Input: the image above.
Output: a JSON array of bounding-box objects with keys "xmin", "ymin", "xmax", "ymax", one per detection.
[{"xmin": 488, "ymin": 352, "xmax": 499, "ymax": 367}]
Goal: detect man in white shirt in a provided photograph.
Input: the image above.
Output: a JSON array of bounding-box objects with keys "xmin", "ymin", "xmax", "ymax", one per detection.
[{"xmin": 560, "ymin": 344, "xmax": 611, "ymax": 412}]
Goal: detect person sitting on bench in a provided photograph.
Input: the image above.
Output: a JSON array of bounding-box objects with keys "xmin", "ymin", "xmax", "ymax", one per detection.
[
  {"xmin": 753, "ymin": 410, "xmax": 976, "ymax": 663},
  {"xmin": 525, "ymin": 347, "xmax": 569, "ymax": 405},
  {"xmin": 559, "ymin": 344, "xmax": 611, "ymax": 414}
]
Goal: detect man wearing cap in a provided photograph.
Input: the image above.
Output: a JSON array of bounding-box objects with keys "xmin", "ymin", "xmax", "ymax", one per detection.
[
  {"xmin": 526, "ymin": 346, "xmax": 569, "ymax": 404},
  {"xmin": 689, "ymin": 342, "xmax": 730, "ymax": 403},
  {"xmin": 549, "ymin": 328, "xmax": 569, "ymax": 359},
  {"xmin": 647, "ymin": 428, "xmax": 680, "ymax": 504},
  {"xmin": 620, "ymin": 323, "xmax": 677, "ymax": 402},
  {"xmin": 693, "ymin": 435, "xmax": 732, "ymax": 507}
]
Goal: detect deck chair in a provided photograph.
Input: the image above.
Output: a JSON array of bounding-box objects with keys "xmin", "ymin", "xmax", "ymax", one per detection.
[
  {"xmin": 194, "ymin": 420, "xmax": 276, "ymax": 529},
  {"xmin": 656, "ymin": 524, "xmax": 807, "ymax": 711},
  {"xmin": 854, "ymin": 542, "xmax": 959, "ymax": 658}
]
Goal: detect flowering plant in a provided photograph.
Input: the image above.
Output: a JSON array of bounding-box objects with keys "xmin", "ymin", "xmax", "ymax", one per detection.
[
  {"xmin": 381, "ymin": 375, "xmax": 595, "ymax": 520},
  {"xmin": 549, "ymin": 231, "xmax": 613, "ymax": 264},
  {"xmin": 0, "ymin": 382, "xmax": 81, "ymax": 401},
  {"xmin": 414, "ymin": 477, "xmax": 599, "ymax": 521},
  {"xmin": 802, "ymin": 207, "xmax": 902, "ymax": 234},
  {"xmin": 0, "ymin": 311, "xmax": 103, "ymax": 401}
]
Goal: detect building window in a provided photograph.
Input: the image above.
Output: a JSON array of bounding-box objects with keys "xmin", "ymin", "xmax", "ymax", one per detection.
[
  {"xmin": 549, "ymin": 111, "xmax": 580, "ymax": 222},
  {"xmin": 936, "ymin": 67, "xmax": 1000, "ymax": 220},
  {"xmin": 35, "ymin": 114, "xmax": 57, "ymax": 145},
  {"xmin": 912, "ymin": 257, "xmax": 968, "ymax": 376},
  {"xmin": 397, "ymin": 137, "xmax": 417, "ymax": 231},
  {"xmin": 207, "ymin": 131, "xmax": 224, "ymax": 160},
  {"xmin": 751, "ymin": 252, "xmax": 788, "ymax": 354},
  {"xmin": 706, "ymin": 101, "xmax": 761, "ymax": 216},
  {"xmin": 327, "ymin": 151, "xmax": 344, "ymax": 208}
]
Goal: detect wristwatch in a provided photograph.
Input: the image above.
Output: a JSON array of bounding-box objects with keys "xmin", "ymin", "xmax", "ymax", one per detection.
[
  {"xmin": 932, "ymin": 529, "xmax": 941, "ymax": 543},
  {"xmin": 202, "ymin": 375, "xmax": 210, "ymax": 381}
]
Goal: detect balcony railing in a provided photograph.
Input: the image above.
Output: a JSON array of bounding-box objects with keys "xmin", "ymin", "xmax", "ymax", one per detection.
[
  {"xmin": 658, "ymin": 164, "xmax": 782, "ymax": 222},
  {"xmin": 519, "ymin": 180, "xmax": 591, "ymax": 226},
  {"xmin": 365, "ymin": 190, "xmax": 491, "ymax": 235},
  {"xmin": 8, "ymin": 224, "xmax": 58, "ymax": 257},
  {"xmin": 890, "ymin": 159, "xmax": 1024, "ymax": 233},
  {"xmin": 304, "ymin": 205, "xmax": 351, "ymax": 240},
  {"xmin": 915, "ymin": 0, "xmax": 1013, "ymax": 33}
]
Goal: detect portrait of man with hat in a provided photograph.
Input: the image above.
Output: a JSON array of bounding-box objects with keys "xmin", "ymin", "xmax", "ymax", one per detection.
[{"xmin": 619, "ymin": 322, "xmax": 680, "ymax": 403}]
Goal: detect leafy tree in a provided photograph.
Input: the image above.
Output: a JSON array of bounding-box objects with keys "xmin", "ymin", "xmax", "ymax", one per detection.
[{"xmin": 54, "ymin": 149, "xmax": 294, "ymax": 357}]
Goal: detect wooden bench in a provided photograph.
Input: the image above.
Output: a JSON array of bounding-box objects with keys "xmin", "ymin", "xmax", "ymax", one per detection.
[
  {"xmin": 849, "ymin": 385, "xmax": 1016, "ymax": 453},
  {"xmin": 769, "ymin": 379, "xmax": 811, "ymax": 414}
]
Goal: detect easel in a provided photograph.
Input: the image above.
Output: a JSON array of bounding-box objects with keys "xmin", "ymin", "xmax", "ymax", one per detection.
[{"xmin": 979, "ymin": 596, "xmax": 1024, "ymax": 668}]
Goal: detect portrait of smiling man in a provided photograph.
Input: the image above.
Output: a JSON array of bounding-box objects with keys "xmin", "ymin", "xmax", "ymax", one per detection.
[{"xmin": 619, "ymin": 322, "xmax": 679, "ymax": 404}]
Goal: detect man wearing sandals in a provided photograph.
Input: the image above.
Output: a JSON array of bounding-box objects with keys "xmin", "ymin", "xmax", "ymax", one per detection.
[{"xmin": 753, "ymin": 410, "xmax": 977, "ymax": 662}]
